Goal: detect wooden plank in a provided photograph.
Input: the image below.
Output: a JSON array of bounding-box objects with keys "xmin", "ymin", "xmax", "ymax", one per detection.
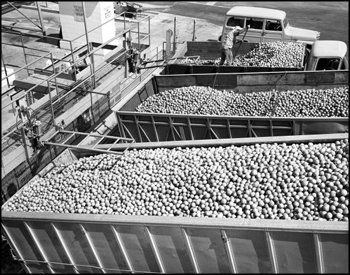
[
  {"xmin": 185, "ymin": 41, "xmax": 222, "ymax": 59},
  {"xmin": 306, "ymin": 71, "xmax": 335, "ymax": 83},
  {"xmin": 155, "ymin": 70, "xmax": 348, "ymax": 91},
  {"xmin": 155, "ymin": 75, "xmax": 197, "ymax": 88},
  {"xmin": 237, "ymin": 72, "xmax": 298, "ymax": 87},
  {"xmin": 335, "ymin": 70, "xmax": 349, "ymax": 83}
]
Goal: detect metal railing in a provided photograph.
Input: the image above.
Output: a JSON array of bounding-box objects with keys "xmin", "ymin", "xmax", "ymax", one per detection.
[
  {"xmin": 2, "ymin": 10, "xmax": 164, "ymax": 175},
  {"xmin": 115, "ymin": 11, "xmax": 151, "ymax": 51}
]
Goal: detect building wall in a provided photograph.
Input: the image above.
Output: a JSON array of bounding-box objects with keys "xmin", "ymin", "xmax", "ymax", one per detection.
[{"xmin": 58, "ymin": 2, "xmax": 115, "ymax": 48}]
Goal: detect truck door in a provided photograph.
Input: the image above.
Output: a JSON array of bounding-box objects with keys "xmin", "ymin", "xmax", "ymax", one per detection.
[
  {"xmin": 245, "ymin": 18, "xmax": 264, "ymax": 42},
  {"xmin": 262, "ymin": 19, "xmax": 283, "ymax": 42}
]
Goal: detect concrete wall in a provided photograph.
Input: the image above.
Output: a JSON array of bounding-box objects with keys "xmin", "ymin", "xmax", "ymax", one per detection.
[
  {"xmin": 59, "ymin": 2, "xmax": 115, "ymax": 50},
  {"xmin": 2, "ymin": 67, "xmax": 15, "ymax": 90}
]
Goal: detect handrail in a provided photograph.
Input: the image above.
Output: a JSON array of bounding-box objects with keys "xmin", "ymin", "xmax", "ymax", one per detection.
[
  {"xmin": 1, "ymin": 51, "xmax": 52, "ymax": 81},
  {"xmin": 1, "ymin": 32, "xmax": 129, "ymax": 110},
  {"xmin": 1, "ymin": 11, "xmax": 155, "ymax": 142},
  {"xmin": 1, "ymin": 41, "xmax": 158, "ymax": 141}
]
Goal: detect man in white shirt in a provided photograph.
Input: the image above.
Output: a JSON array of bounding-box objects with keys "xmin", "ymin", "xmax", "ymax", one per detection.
[{"xmin": 219, "ymin": 26, "xmax": 246, "ymax": 65}]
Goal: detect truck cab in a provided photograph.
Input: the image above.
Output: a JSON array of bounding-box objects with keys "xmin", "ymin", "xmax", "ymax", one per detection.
[
  {"xmin": 305, "ymin": 40, "xmax": 349, "ymax": 71},
  {"xmin": 221, "ymin": 6, "xmax": 320, "ymax": 45}
]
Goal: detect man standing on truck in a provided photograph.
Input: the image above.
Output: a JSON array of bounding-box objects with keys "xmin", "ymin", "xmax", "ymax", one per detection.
[{"xmin": 220, "ymin": 26, "xmax": 246, "ymax": 65}]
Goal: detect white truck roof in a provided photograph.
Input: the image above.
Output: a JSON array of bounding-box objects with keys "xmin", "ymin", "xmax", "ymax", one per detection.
[
  {"xmin": 311, "ymin": 40, "xmax": 348, "ymax": 58},
  {"xmin": 226, "ymin": 6, "xmax": 286, "ymax": 20}
]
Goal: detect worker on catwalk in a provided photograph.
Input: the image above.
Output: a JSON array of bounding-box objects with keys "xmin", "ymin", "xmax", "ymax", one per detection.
[{"xmin": 124, "ymin": 34, "xmax": 140, "ymax": 73}]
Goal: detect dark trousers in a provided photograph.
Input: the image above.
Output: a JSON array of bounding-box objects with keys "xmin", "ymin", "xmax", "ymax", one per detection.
[{"xmin": 220, "ymin": 48, "xmax": 233, "ymax": 65}]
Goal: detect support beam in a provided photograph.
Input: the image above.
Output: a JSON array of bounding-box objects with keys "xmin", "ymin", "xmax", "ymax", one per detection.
[{"xmin": 36, "ymin": 2, "xmax": 47, "ymax": 36}]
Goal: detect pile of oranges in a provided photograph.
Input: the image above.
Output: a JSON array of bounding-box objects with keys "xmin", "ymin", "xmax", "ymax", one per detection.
[
  {"xmin": 136, "ymin": 86, "xmax": 349, "ymax": 117},
  {"xmin": 4, "ymin": 139, "xmax": 348, "ymax": 222}
]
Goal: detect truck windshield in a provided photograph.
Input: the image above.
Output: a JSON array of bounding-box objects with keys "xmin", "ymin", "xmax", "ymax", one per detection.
[{"xmin": 226, "ymin": 16, "xmax": 245, "ymax": 28}]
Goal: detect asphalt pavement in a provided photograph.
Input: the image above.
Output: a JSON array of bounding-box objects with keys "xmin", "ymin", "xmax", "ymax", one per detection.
[{"xmin": 135, "ymin": 1, "xmax": 349, "ymax": 49}]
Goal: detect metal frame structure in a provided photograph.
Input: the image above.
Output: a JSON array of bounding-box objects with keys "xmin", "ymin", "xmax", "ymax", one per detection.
[
  {"xmin": 2, "ymin": 1, "xmax": 47, "ymax": 35},
  {"xmin": 2, "ymin": 214, "xmax": 347, "ymax": 274},
  {"xmin": 112, "ymin": 70, "xmax": 348, "ymax": 143},
  {"xmin": 1, "ymin": 6, "xmax": 158, "ymax": 174},
  {"xmin": 116, "ymin": 10, "xmax": 151, "ymax": 52},
  {"xmin": 43, "ymin": 129, "xmax": 134, "ymax": 155},
  {"xmin": 116, "ymin": 111, "xmax": 348, "ymax": 142}
]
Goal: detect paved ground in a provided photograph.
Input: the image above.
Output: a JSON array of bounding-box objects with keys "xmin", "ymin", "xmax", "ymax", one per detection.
[{"xmin": 136, "ymin": 1, "xmax": 349, "ymax": 49}]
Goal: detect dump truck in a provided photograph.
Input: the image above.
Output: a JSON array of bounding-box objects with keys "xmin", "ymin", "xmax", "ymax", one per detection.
[
  {"xmin": 157, "ymin": 40, "xmax": 349, "ymax": 75},
  {"xmin": 1, "ymin": 133, "xmax": 348, "ymax": 274},
  {"xmin": 114, "ymin": 70, "xmax": 348, "ymax": 142}
]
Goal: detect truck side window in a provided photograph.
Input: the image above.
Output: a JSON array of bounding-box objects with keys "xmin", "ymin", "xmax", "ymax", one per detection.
[
  {"xmin": 265, "ymin": 19, "xmax": 282, "ymax": 31},
  {"xmin": 316, "ymin": 58, "xmax": 340, "ymax": 70},
  {"xmin": 226, "ymin": 16, "xmax": 244, "ymax": 28},
  {"xmin": 247, "ymin": 18, "xmax": 264, "ymax": 30}
]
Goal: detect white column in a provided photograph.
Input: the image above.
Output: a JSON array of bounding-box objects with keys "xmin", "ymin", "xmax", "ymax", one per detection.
[{"xmin": 59, "ymin": 1, "xmax": 116, "ymax": 55}]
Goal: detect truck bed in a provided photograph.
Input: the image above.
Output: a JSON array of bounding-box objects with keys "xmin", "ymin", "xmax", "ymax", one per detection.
[
  {"xmin": 1, "ymin": 134, "xmax": 348, "ymax": 274},
  {"xmin": 115, "ymin": 70, "xmax": 348, "ymax": 142},
  {"xmin": 162, "ymin": 41, "xmax": 305, "ymax": 75}
]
